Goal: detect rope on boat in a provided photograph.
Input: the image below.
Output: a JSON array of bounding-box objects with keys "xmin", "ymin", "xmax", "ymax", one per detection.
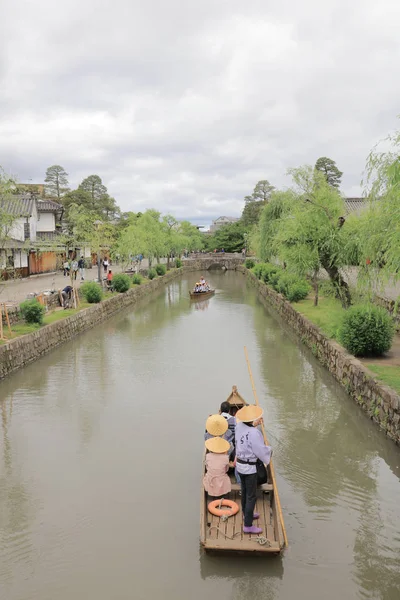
[
  {"xmin": 254, "ymin": 536, "xmax": 271, "ymax": 546},
  {"xmin": 208, "ymin": 526, "xmax": 241, "ymax": 540},
  {"xmin": 207, "ymin": 527, "xmax": 271, "ymax": 546}
]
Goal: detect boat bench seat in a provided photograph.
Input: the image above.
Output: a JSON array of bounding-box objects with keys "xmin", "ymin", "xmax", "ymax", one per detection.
[{"xmin": 231, "ymin": 482, "xmax": 273, "ymax": 492}]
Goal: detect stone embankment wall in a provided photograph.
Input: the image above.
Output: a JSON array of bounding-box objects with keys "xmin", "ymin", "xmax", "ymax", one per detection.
[
  {"xmin": 0, "ymin": 269, "xmax": 182, "ymax": 381},
  {"xmin": 241, "ymin": 267, "xmax": 400, "ymax": 445}
]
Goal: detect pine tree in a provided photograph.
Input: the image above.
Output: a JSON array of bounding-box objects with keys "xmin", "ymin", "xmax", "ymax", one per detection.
[
  {"xmin": 315, "ymin": 157, "xmax": 343, "ymax": 189},
  {"xmin": 252, "ymin": 180, "xmax": 275, "ymax": 202},
  {"xmin": 79, "ymin": 175, "xmax": 107, "ymax": 208},
  {"xmin": 44, "ymin": 165, "xmax": 70, "ymax": 199}
]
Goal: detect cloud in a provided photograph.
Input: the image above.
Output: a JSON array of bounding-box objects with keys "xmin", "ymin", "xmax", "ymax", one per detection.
[{"xmin": 1, "ymin": 0, "xmax": 400, "ymax": 225}]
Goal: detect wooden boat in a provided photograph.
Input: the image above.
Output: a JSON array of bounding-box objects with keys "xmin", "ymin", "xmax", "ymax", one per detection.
[
  {"xmin": 189, "ymin": 289, "xmax": 215, "ymax": 300},
  {"xmin": 200, "ymin": 386, "xmax": 285, "ymax": 555}
]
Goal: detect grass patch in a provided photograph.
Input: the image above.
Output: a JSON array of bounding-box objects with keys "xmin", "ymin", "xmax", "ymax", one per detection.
[
  {"xmin": 365, "ymin": 364, "xmax": 400, "ymax": 395},
  {"xmin": 0, "ymin": 303, "xmax": 92, "ymax": 343},
  {"xmin": 42, "ymin": 303, "xmax": 90, "ymax": 325},
  {"xmin": 294, "ymin": 296, "xmax": 345, "ymax": 338}
]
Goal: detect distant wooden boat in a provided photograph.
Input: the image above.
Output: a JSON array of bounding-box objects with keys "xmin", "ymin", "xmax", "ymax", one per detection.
[
  {"xmin": 200, "ymin": 386, "xmax": 285, "ymax": 555},
  {"xmin": 189, "ymin": 289, "xmax": 215, "ymax": 300}
]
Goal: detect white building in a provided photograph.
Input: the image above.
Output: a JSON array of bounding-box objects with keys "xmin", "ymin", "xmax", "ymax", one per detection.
[
  {"xmin": 209, "ymin": 216, "xmax": 239, "ymax": 232},
  {"xmin": 0, "ymin": 195, "xmax": 38, "ymax": 276}
]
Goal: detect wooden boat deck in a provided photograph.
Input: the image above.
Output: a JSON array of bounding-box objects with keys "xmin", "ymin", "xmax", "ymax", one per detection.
[{"xmin": 201, "ymin": 471, "xmax": 282, "ymax": 555}]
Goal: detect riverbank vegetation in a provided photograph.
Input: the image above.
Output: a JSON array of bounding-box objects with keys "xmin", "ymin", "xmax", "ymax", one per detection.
[{"xmin": 1, "ymin": 266, "xmax": 174, "ymax": 344}]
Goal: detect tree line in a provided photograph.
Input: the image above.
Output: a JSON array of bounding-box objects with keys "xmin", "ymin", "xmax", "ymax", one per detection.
[
  {"xmin": 205, "ymin": 156, "xmax": 343, "ymax": 254},
  {"xmin": 248, "ymin": 131, "xmax": 400, "ymax": 309},
  {"xmin": 0, "ymin": 164, "xmax": 204, "ymax": 267}
]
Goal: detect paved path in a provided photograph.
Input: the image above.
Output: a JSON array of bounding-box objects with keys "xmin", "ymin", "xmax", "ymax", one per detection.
[
  {"xmin": 0, "ymin": 265, "xmax": 124, "ymax": 304},
  {"xmin": 0, "ymin": 258, "xmax": 168, "ymax": 305}
]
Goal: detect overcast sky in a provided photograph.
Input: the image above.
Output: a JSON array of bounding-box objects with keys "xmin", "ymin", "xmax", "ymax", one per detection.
[{"xmin": 1, "ymin": 0, "xmax": 399, "ymax": 226}]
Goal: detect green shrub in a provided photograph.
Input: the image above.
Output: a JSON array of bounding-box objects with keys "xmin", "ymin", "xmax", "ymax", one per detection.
[
  {"xmin": 131, "ymin": 273, "xmax": 142, "ymax": 285},
  {"xmin": 19, "ymin": 299, "xmax": 45, "ymax": 324},
  {"xmin": 285, "ymin": 280, "xmax": 310, "ymax": 302},
  {"xmin": 148, "ymin": 268, "xmax": 157, "ymax": 280},
  {"xmin": 81, "ymin": 282, "xmax": 103, "ymax": 303},
  {"xmin": 112, "ymin": 274, "xmax": 131, "ymax": 293},
  {"xmin": 245, "ymin": 258, "xmax": 255, "ymax": 269},
  {"xmin": 155, "ymin": 264, "xmax": 167, "ymax": 276},
  {"xmin": 275, "ymin": 273, "xmax": 310, "ymax": 302},
  {"xmin": 175, "ymin": 258, "xmax": 182, "ymax": 268},
  {"xmin": 261, "ymin": 263, "xmax": 281, "ymax": 284},
  {"xmin": 338, "ymin": 304, "xmax": 394, "ymax": 357},
  {"xmin": 252, "ymin": 264, "xmax": 263, "ymax": 279},
  {"xmin": 276, "ymin": 273, "xmax": 299, "ymax": 295},
  {"xmin": 269, "ymin": 271, "xmax": 282, "ymax": 290}
]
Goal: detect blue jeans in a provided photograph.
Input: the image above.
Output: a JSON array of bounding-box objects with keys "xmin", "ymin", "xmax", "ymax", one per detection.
[{"xmin": 235, "ymin": 467, "xmax": 241, "ymax": 484}]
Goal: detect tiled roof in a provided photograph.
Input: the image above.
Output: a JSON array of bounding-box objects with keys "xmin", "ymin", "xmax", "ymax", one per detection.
[
  {"xmin": 344, "ymin": 197, "xmax": 371, "ymax": 214},
  {"xmin": 37, "ymin": 199, "xmax": 63, "ymax": 212},
  {"xmin": 213, "ymin": 216, "xmax": 239, "ymax": 222},
  {"xmin": 36, "ymin": 231, "xmax": 63, "ymax": 241},
  {"xmin": 0, "ymin": 194, "xmax": 35, "ymax": 217}
]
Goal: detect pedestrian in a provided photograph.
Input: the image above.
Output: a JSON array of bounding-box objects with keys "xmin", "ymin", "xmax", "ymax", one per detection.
[
  {"xmin": 235, "ymin": 404, "xmax": 273, "ymax": 535},
  {"xmin": 242, "ymin": 248, "xmax": 246, "ymax": 258},
  {"xmin": 63, "ymin": 259, "xmax": 70, "ymax": 276},
  {"xmin": 106, "ymin": 269, "xmax": 113, "ymax": 290},
  {"xmin": 61, "ymin": 285, "xmax": 73, "ymax": 308},
  {"xmin": 103, "ymin": 257, "xmax": 109, "ymax": 274},
  {"xmin": 78, "ymin": 256, "xmax": 85, "ymax": 281},
  {"xmin": 71, "ymin": 259, "xmax": 78, "ymax": 281}
]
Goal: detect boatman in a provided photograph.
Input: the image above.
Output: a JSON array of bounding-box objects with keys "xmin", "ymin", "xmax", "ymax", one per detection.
[{"xmin": 235, "ymin": 405, "xmax": 272, "ymax": 535}]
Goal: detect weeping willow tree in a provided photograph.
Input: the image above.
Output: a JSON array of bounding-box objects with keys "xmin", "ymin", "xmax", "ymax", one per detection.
[
  {"xmin": 361, "ymin": 124, "xmax": 400, "ymax": 285},
  {"xmin": 258, "ymin": 167, "xmax": 357, "ymax": 307},
  {"xmin": 257, "ymin": 190, "xmax": 294, "ymax": 262}
]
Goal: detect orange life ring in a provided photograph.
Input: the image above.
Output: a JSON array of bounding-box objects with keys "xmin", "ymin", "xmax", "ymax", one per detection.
[{"xmin": 208, "ymin": 499, "xmax": 239, "ymax": 517}]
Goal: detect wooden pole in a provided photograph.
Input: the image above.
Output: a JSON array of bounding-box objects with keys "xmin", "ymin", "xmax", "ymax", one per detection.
[
  {"xmin": 244, "ymin": 346, "xmax": 288, "ymax": 548},
  {"xmin": 0, "ymin": 304, "xmax": 3, "ymax": 340},
  {"xmin": 4, "ymin": 303, "xmax": 12, "ymax": 336}
]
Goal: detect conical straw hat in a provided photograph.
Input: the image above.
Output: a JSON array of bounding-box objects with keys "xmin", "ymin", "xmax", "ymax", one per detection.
[
  {"xmin": 236, "ymin": 405, "xmax": 263, "ymax": 423},
  {"xmin": 205, "ymin": 436, "xmax": 230, "ymax": 454},
  {"xmin": 206, "ymin": 414, "xmax": 228, "ymax": 436}
]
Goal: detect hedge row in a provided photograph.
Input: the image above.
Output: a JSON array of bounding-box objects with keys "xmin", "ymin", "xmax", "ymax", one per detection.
[
  {"xmin": 251, "ymin": 262, "xmax": 310, "ymax": 302},
  {"xmin": 247, "ymin": 262, "xmax": 395, "ymax": 358}
]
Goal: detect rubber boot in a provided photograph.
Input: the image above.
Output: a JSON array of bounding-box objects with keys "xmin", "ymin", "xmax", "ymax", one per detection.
[{"xmin": 243, "ymin": 525, "xmax": 262, "ymax": 534}]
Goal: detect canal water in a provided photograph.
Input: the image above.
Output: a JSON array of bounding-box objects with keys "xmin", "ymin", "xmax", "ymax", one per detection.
[{"xmin": 0, "ymin": 272, "xmax": 399, "ymax": 600}]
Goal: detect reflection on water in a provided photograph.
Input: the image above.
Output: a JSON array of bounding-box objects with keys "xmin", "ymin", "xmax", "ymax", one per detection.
[
  {"xmin": 0, "ymin": 272, "xmax": 399, "ymax": 600},
  {"xmin": 193, "ymin": 299, "xmax": 210, "ymax": 311}
]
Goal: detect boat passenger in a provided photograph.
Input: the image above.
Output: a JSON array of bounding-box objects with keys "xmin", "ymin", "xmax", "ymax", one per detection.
[
  {"xmin": 200, "ymin": 276, "xmax": 206, "ymax": 285},
  {"xmin": 219, "ymin": 401, "xmax": 240, "ymax": 483},
  {"xmin": 219, "ymin": 401, "xmax": 236, "ymax": 437},
  {"xmin": 203, "ymin": 436, "xmax": 231, "ymax": 498},
  {"xmin": 204, "ymin": 414, "xmax": 234, "ymax": 455},
  {"xmin": 235, "ymin": 405, "xmax": 273, "ymax": 535}
]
